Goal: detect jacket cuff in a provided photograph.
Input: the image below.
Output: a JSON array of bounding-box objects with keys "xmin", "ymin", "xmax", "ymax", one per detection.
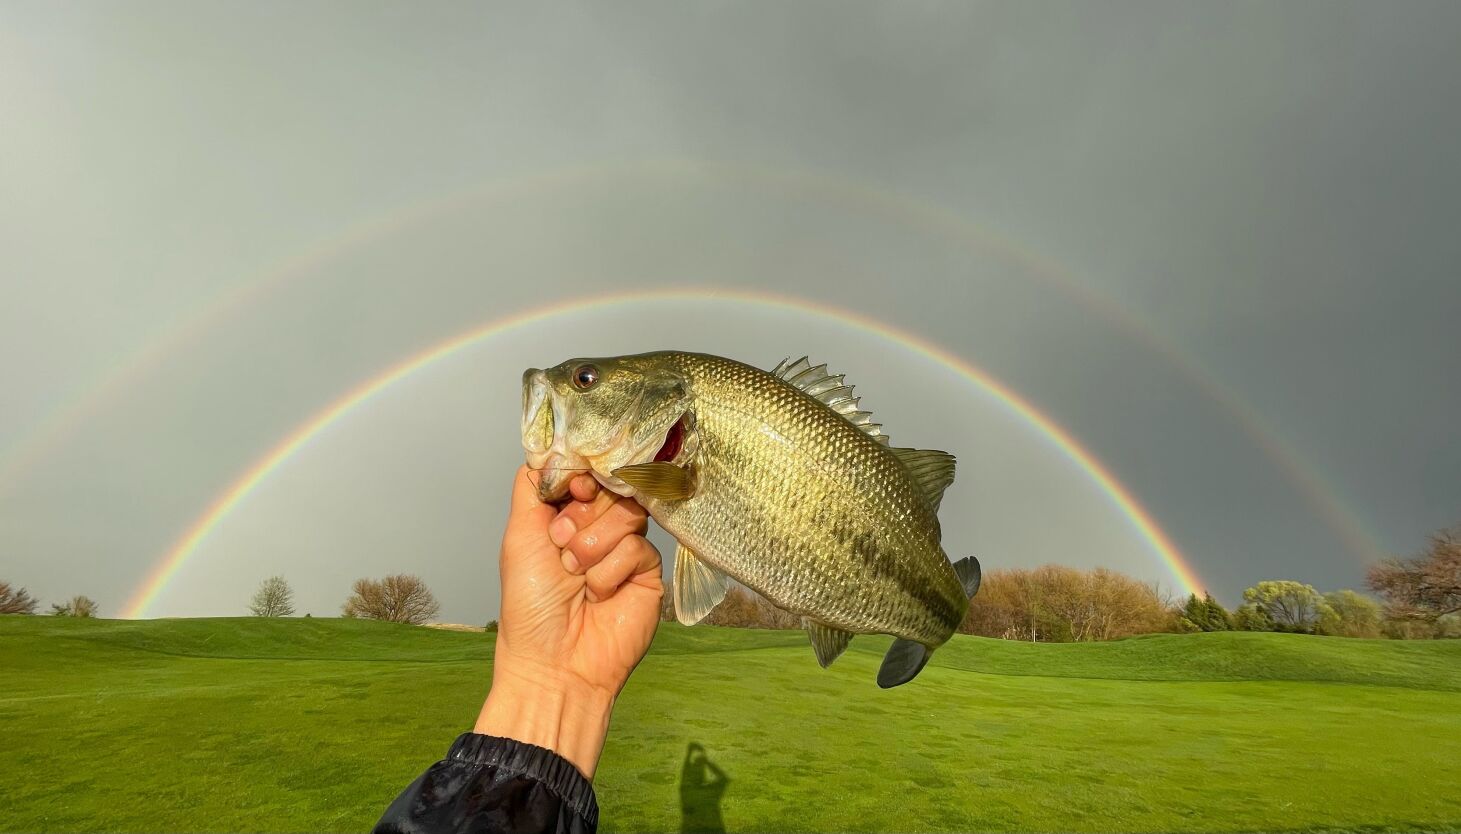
[{"xmin": 447, "ymin": 732, "xmax": 599, "ymax": 827}]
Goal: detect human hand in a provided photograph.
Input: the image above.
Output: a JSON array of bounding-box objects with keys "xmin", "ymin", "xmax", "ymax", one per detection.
[{"xmin": 475, "ymin": 465, "xmax": 664, "ymax": 778}]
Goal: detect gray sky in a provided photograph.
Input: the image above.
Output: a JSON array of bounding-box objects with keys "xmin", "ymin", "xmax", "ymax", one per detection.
[{"xmin": 2, "ymin": 1, "xmax": 1457, "ymax": 622}]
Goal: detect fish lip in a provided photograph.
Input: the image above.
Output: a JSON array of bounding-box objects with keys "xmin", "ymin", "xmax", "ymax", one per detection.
[{"xmin": 521, "ymin": 369, "xmax": 552, "ymax": 455}]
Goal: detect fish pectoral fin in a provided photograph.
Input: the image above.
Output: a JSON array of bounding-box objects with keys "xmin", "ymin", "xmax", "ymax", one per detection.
[
  {"xmin": 953, "ymin": 556, "xmax": 981, "ymax": 598},
  {"xmin": 890, "ymin": 447, "xmax": 957, "ymax": 512},
  {"xmin": 803, "ymin": 618, "xmax": 853, "ymax": 668},
  {"xmin": 612, "ymin": 462, "xmax": 696, "ymax": 501},
  {"xmin": 673, "ymin": 543, "xmax": 729, "ymax": 625},
  {"xmin": 877, "ymin": 638, "xmax": 933, "ymax": 688}
]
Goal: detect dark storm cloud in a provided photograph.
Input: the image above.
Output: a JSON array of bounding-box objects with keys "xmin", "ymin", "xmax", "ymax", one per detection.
[{"xmin": 2, "ymin": 0, "xmax": 1457, "ymax": 621}]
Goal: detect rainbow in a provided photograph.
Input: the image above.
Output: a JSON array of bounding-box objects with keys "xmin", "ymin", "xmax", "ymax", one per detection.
[
  {"xmin": 4, "ymin": 160, "xmax": 1381, "ymax": 567},
  {"xmin": 122, "ymin": 289, "xmax": 1205, "ymax": 618}
]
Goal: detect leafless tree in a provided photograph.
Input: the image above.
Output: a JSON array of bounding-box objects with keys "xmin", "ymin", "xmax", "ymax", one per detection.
[
  {"xmin": 49, "ymin": 595, "xmax": 99, "ymax": 617},
  {"xmin": 0, "ymin": 581, "xmax": 40, "ymax": 615},
  {"xmin": 249, "ymin": 575, "xmax": 296, "ymax": 617},
  {"xmin": 343, "ymin": 574, "xmax": 440, "ymax": 624},
  {"xmin": 961, "ymin": 565, "xmax": 1175, "ymax": 641},
  {"xmin": 1368, "ymin": 525, "xmax": 1461, "ymax": 624}
]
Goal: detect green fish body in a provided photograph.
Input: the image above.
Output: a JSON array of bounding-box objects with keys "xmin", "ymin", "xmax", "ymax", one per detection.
[{"xmin": 521, "ymin": 351, "xmax": 980, "ymax": 686}]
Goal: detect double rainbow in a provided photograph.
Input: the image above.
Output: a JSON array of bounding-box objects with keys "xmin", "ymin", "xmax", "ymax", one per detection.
[{"xmin": 121, "ymin": 289, "xmax": 1204, "ymax": 618}]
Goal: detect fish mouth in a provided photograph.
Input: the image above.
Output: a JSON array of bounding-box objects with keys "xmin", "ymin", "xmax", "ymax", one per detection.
[
  {"xmin": 653, "ymin": 412, "xmax": 690, "ymax": 463},
  {"xmin": 521, "ymin": 368, "xmax": 585, "ymax": 501}
]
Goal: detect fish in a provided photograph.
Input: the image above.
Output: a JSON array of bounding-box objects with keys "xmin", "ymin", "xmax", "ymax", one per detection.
[{"xmin": 520, "ymin": 351, "xmax": 981, "ymax": 687}]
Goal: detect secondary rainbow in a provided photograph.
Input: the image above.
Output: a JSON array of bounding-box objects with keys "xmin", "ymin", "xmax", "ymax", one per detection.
[
  {"xmin": 1, "ymin": 161, "xmax": 1382, "ymax": 569},
  {"xmin": 123, "ymin": 289, "xmax": 1204, "ymax": 618}
]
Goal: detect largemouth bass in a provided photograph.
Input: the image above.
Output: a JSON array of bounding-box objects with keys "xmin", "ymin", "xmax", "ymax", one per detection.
[{"xmin": 521, "ymin": 351, "xmax": 980, "ymax": 687}]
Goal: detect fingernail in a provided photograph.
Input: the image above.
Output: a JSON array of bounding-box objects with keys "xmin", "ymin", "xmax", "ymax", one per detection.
[
  {"xmin": 561, "ymin": 549, "xmax": 581, "ymax": 574},
  {"xmin": 549, "ymin": 515, "xmax": 575, "ymax": 548}
]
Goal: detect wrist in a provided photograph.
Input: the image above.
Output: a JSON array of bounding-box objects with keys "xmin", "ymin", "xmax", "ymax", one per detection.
[{"xmin": 474, "ymin": 655, "xmax": 615, "ymax": 779}]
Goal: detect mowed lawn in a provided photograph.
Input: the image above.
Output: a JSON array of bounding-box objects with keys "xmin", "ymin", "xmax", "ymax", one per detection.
[{"xmin": 2, "ymin": 618, "xmax": 1459, "ymax": 833}]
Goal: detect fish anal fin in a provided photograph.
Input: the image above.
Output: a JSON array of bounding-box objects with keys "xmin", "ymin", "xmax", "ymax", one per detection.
[
  {"xmin": 803, "ymin": 618, "xmax": 853, "ymax": 668},
  {"xmin": 877, "ymin": 638, "xmax": 933, "ymax": 688},
  {"xmin": 672, "ymin": 543, "xmax": 729, "ymax": 625},
  {"xmin": 612, "ymin": 461, "xmax": 696, "ymax": 501},
  {"xmin": 890, "ymin": 447, "xmax": 956, "ymax": 511}
]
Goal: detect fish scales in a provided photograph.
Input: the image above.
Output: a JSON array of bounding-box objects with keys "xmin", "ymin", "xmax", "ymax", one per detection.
[{"xmin": 640, "ymin": 354, "xmax": 965, "ymax": 644}]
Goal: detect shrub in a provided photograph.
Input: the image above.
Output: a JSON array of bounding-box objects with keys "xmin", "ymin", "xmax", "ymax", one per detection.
[
  {"xmin": 0, "ymin": 582, "xmax": 39, "ymax": 615},
  {"xmin": 49, "ymin": 595, "xmax": 99, "ymax": 618},
  {"xmin": 960, "ymin": 565, "xmax": 1174, "ymax": 642}
]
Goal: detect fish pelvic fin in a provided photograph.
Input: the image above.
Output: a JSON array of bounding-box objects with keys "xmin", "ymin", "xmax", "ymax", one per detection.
[
  {"xmin": 953, "ymin": 555, "xmax": 982, "ymax": 598},
  {"xmin": 890, "ymin": 447, "xmax": 957, "ymax": 512},
  {"xmin": 803, "ymin": 618, "xmax": 853, "ymax": 668},
  {"xmin": 877, "ymin": 638, "xmax": 933, "ymax": 688},
  {"xmin": 612, "ymin": 461, "xmax": 696, "ymax": 501},
  {"xmin": 672, "ymin": 543, "xmax": 729, "ymax": 625}
]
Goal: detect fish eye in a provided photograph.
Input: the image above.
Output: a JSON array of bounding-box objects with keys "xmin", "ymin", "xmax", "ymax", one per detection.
[{"xmin": 572, "ymin": 364, "xmax": 600, "ymax": 390}]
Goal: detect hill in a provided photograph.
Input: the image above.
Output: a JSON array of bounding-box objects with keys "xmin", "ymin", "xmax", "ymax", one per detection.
[{"xmin": 2, "ymin": 616, "xmax": 1458, "ymax": 832}]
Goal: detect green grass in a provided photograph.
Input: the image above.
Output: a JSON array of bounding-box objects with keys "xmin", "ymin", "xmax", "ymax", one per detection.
[{"xmin": 2, "ymin": 617, "xmax": 1458, "ymax": 832}]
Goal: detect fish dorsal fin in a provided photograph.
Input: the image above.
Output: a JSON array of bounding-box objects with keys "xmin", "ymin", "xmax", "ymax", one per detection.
[
  {"xmin": 803, "ymin": 618, "xmax": 854, "ymax": 668},
  {"xmin": 771, "ymin": 355, "xmax": 890, "ymax": 445},
  {"xmin": 890, "ymin": 447, "xmax": 957, "ymax": 512},
  {"xmin": 673, "ymin": 543, "xmax": 729, "ymax": 625}
]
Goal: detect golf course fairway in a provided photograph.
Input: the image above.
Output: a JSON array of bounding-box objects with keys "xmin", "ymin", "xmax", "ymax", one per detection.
[{"xmin": 2, "ymin": 617, "xmax": 1457, "ymax": 832}]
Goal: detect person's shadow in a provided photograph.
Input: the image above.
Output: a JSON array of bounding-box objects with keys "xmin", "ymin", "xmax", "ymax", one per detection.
[{"xmin": 679, "ymin": 742, "xmax": 730, "ymax": 834}]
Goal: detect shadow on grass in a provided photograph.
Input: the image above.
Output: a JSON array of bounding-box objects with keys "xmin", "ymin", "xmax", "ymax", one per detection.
[{"xmin": 679, "ymin": 741, "xmax": 730, "ymax": 834}]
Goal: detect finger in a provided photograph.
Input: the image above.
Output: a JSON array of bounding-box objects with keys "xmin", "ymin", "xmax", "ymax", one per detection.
[
  {"xmin": 548, "ymin": 486, "xmax": 620, "ymax": 549},
  {"xmin": 508, "ymin": 466, "xmax": 556, "ymax": 536},
  {"xmin": 568, "ymin": 474, "xmax": 600, "ymax": 503},
  {"xmin": 585, "ymin": 534, "xmax": 661, "ymax": 603},
  {"xmin": 563, "ymin": 498, "xmax": 650, "ymax": 573}
]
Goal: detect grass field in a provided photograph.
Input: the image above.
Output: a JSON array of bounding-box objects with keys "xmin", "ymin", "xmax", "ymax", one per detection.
[{"xmin": 2, "ymin": 617, "xmax": 1459, "ymax": 833}]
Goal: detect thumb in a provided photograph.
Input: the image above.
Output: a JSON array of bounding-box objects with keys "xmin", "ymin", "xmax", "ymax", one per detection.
[{"xmin": 505, "ymin": 465, "xmax": 557, "ymax": 550}]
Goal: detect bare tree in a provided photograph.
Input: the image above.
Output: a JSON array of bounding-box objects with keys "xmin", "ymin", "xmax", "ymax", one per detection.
[
  {"xmin": 960, "ymin": 565, "xmax": 1175, "ymax": 641},
  {"xmin": 342, "ymin": 574, "xmax": 440, "ymax": 624},
  {"xmin": 249, "ymin": 575, "xmax": 296, "ymax": 617},
  {"xmin": 49, "ymin": 595, "xmax": 99, "ymax": 617},
  {"xmin": 1368, "ymin": 525, "xmax": 1461, "ymax": 624},
  {"xmin": 0, "ymin": 581, "xmax": 40, "ymax": 615}
]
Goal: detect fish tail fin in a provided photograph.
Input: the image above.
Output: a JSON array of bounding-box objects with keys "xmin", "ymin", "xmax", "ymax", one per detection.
[
  {"xmin": 877, "ymin": 638, "xmax": 933, "ymax": 688},
  {"xmin": 953, "ymin": 555, "xmax": 982, "ymax": 598}
]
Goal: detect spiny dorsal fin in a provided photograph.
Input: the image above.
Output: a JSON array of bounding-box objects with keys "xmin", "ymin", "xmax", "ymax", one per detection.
[
  {"xmin": 890, "ymin": 447, "xmax": 956, "ymax": 512},
  {"xmin": 771, "ymin": 355, "xmax": 890, "ymax": 445},
  {"xmin": 673, "ymin": 543, "xmax": 729, "ymax": 625},
  {"xmin": 803, "ymin": 618, "xmax": 853, "ymax": 668}
]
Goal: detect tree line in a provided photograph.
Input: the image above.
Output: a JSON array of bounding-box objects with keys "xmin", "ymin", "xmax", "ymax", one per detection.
[
  {"xmin": 0, "ymin": 583, "xmax": 98, "ymax": 618},
  {"xmin": 5, "ymin": 523, "xmax": 1455, "ymax": 641}
]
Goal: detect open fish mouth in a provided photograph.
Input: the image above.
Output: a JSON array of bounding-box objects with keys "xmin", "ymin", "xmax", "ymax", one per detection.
[{"xmin": 652, "ymin": 411, "xmax": 692, "ymax": 464}]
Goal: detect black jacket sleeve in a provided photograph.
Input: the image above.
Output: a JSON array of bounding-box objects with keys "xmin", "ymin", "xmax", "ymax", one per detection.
[{"xmin": 373, "ymin": 733, "xmax": 598, "ymax": 834}]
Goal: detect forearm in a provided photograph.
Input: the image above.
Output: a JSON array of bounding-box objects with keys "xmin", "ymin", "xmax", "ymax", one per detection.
[{"xmin": 475, "ymin": 658, "xmax": 616, "ymax": 779}]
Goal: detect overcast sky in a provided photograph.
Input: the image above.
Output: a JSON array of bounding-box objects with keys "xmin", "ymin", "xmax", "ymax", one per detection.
[{"xmin": 2, "ymin": 1, "xmax": 1458, "ymax": 622}]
